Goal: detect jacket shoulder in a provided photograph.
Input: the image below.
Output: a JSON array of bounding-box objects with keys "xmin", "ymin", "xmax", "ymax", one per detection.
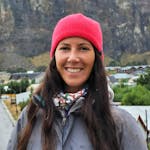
[
  {"xmin": 7, "ymin": 106, "xmax": 28, "ymax": 150},
  {"xmin": 111, "ymin": 106, "xmax": 148, "ymax": 150}
]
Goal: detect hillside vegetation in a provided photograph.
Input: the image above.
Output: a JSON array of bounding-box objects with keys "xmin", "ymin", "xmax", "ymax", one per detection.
[
  {"xmin": 0, "ymin": 0, "xmax": 150, "ymax": 71},
  {"xmin": 120, "ymin": 51, "xmax": 150, "ymax": 66},
  {"xmin": 30, "ymin": 52, "xmax": 50, "ymax": 68}
]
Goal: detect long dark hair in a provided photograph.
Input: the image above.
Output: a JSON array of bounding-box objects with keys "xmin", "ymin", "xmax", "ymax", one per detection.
[{"xmin": 17, "ymin": 49, "xmax": 119, "ymax": 150}]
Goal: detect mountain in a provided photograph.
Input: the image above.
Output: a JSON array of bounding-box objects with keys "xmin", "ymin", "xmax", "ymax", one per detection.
[{"xmin": 0, "ymin": 0, "xmax": 150, "ymax": 71}]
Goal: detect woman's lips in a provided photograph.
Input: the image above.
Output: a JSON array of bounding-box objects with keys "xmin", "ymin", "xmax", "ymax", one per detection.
[{"xmin": 65, "ymin": 68, "xmax": 82, "ymax": 73}]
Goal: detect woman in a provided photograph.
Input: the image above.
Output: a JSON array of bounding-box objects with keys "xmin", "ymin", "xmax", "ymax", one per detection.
[{"xmin": 7, "ymin": 13, "xmax": 148, "ymax": 150}]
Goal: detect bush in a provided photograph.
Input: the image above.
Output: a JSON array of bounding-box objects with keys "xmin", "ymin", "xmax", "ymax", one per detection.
[
  {"xmin": 122, "ymin": 85, "xmax": 150, "ymax": 105},
  {"xmin": 1, "ymin": 78, "xmax": 30, "ymax": 94},
  {"xmin": 0, "ymin": 85, "xmax": 5, "ymax": 95},
  {"xmin": 113, "ymin": 85, "xmax": 131, "ymax": 102},
  {"xmin": 137, "ymin": 69, "xmax": 150, "ymax": 90},
  {"xmin": 113, "ymin": 85, "xmax": 150, "ymax": 105}
]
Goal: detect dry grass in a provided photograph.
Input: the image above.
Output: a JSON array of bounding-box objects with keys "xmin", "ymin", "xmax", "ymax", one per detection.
[
  {"xmin": 4, "ymin": 99, "xmax": 21, "ymax": 120},
  {"xmin": 120, "ymin": 51, "xmax": 150, "ymax": 65},
  {"xmin": 104, "ymin": 55, "xmax": 114, "ymax": 66},
  {"xmin": 30, "ymin": 52, "xmax": 50, "ymax": 67}
]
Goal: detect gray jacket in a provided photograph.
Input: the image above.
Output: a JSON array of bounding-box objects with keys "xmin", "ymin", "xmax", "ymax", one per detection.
[{"xmin": 7, "ymin": 104, "xmax": 148, "ymax": 150}]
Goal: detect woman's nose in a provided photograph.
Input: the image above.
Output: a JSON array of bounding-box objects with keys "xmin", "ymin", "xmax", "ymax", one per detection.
[{"xmin": 67, "ymin": 49, "xmax": 80, "ymax": 62}]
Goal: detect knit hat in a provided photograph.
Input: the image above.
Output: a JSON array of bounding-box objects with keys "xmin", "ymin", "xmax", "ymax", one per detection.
[{"xmin": 50, "ymin": 13, "xmax": 104, "ymax": 59}]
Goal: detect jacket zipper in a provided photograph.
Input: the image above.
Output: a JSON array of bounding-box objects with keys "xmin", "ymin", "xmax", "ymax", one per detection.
[{"xmin": 62, "ymin": 117, "xmax": 67, "ymax": 126}]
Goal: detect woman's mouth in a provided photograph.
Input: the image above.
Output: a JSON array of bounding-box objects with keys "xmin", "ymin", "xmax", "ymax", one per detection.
[{"xmin": 66, "ymin": 68, "xmax": 82, "ymax": 73}]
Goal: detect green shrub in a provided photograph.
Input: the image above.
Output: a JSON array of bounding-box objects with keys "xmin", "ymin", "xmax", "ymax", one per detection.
[
  {"xmin": 122, "ymin": 85, "xmax": 150, "ymax": 105},
  {"xmin": 1, "ymin": 78, "xmax": 30, "ymax": 94},
  {"xmin": 137, "ymin": 69, "xmax": 150, "ymax": 90},
  {"xmin": 113, "ymin": 85, "xmax": 150, "ymax": 105},
  {"xmin": 113, "ymin": 85, "xmax": 130, "ymax": 102}
]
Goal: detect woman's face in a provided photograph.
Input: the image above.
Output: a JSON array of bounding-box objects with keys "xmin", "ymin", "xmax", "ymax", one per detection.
[{"xmin": 55, "ymin": 37, "xmax": 95, "ymax": 93}]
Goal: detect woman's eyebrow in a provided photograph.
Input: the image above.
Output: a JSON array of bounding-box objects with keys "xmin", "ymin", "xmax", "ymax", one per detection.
[
  {"xmin": 59, "ymin": 43, "xmax": 70, "ymax": 46},
  {"xmin": 59, "ymin": 42, "xmax": 91, "ymax": 46},
  {"xmin": 79, "ymin": 43, "xmax": 90, "ymax": 45},
  {"xmin": 78, "ymin": 43, "xmax": 92, "ymax": 46}
]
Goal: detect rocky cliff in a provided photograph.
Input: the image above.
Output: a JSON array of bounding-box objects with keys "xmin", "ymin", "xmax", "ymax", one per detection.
[{"xmin": 0, "ymin": 0, "xmax": 150, "ymax": 71}]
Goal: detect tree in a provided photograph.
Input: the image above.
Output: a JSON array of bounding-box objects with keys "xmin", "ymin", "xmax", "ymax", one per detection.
[
  {"xmin": 113, "ymin": 85, "xmax": 130, "ymax": 102},
  {"xmin": 0, "ymin": 78, "xmax": 30, "ymax": 94},
  {"xmin": 0, "ymin": 85, "xmax": 5, "ymax": 95},
  {"xmin": 122, "ymin": 85, "xmax": 150, "ymax": 105},
  {"xmin": 113, "ymin": 84, "xmax": 150, "ymax": 105},
  {"xmin": 137, "ymin": 69, "xmax": 150, "ymax": 90},
  {"xmin": 20, "ymin": 78, "xmax": 30, "ymax": 92}
]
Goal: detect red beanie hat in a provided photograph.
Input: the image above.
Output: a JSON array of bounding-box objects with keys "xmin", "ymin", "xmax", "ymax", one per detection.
[{"xmin": 50, "ymin": 13, "xmax": 104, "ymax": 59}]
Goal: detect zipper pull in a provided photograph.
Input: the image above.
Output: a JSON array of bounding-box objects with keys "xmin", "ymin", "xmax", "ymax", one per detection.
[{"xmin": 62, "ymin": 117, "xmax": 67, "ymax": 126}]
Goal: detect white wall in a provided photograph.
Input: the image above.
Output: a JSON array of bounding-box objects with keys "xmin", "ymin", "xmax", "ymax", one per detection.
[{"xmin": 16, "ymin": 91, "xmax": 31, "ymax": 104}]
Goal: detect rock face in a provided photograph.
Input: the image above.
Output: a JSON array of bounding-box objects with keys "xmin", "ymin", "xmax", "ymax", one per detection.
[{"xmin": 0, "ymin": 0, "xmax": 150, "ymax": 70}]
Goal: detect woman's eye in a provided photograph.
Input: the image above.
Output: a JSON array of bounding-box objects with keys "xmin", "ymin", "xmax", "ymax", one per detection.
[
  {"xmin": 59, "ymin": 47, "xmax": 70, "ymax": 50},
  {"xmin": 80, "ymin": 47, "xmax": 89, "ymax": 51}
]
